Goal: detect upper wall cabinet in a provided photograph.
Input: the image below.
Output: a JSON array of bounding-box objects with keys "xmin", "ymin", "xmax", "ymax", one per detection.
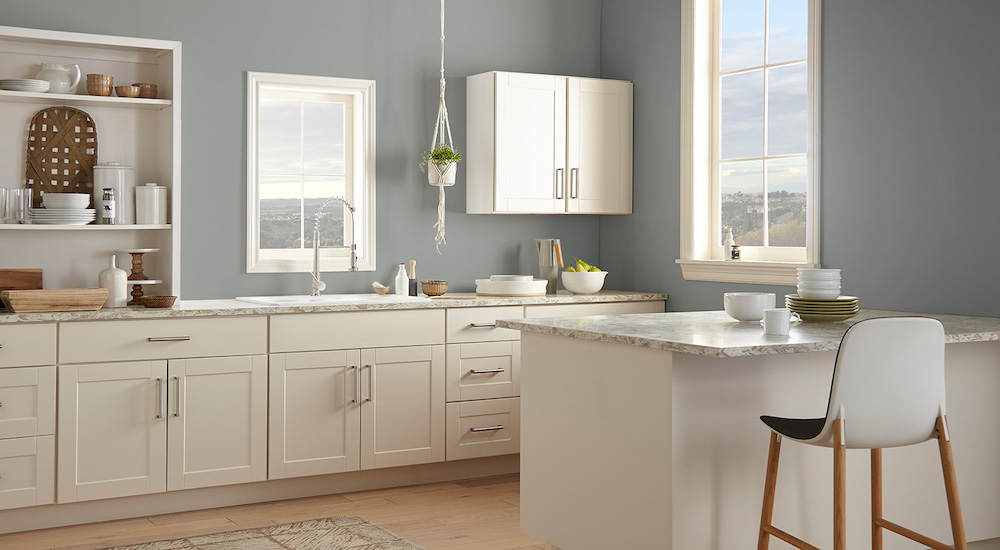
[{"xmin": 466, "ymin": 71, "xmax": 633, "ymax": 215}]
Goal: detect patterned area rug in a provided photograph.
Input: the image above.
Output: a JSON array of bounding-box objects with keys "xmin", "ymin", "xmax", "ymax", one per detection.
[{"xmin": 102, "ymin": 516, "xmax": 425, "ymax": 550}]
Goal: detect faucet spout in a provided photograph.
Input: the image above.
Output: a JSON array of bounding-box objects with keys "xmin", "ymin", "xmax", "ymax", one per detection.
[{"xmin": 311, "ymin": 196, "xmax": 358, "ymax": 296}]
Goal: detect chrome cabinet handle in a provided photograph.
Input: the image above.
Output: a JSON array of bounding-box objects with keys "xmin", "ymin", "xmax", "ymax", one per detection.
[
  {"xmin": 147, "ymin": 336, "xmax": 191, "ymax": 342},
  {"xmin": 469, "ymin": 323, "xmax": 497, "ymax": 328},
  {"xmin": 470, "ymin": 425, "xmax": 505, "ymax": 432},
  {"xmin": 172, "ymin": 376, "xmax": 181, "ymax": 417},
  {"xmin": 0, "ymin": 343, "xmax": 4, "ymax": 349},
  {"xmin": 555, "ymin": 168, "xmax": 564, "ymax": 199},
  {"xmin": 571, "ymin": 168, "xmax": 580, "ymax": 198},
  {"xmin": 470, "ymin": 368, "xmax": 505, "ymax": 374},
  {"xmin": 155, "ymin": 377, "xmax": 163, "ymax": 419},
  {"xmin": 351, "ymin": 365, "xmax": 359, "ymax": 404},
  {"xmin": 363, "ymin": 365, "xmax": 373, "ymax": 403}
]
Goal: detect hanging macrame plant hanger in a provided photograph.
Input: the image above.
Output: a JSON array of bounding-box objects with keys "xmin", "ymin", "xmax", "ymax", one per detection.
[{"xmin": 429, "ymin": 0, "xmax": 456, "ymax": 252}]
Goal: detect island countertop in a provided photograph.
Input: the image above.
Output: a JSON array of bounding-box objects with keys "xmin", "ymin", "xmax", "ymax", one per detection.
[{"xmin": 497, "ymin": 309, "xmax": 1000, "ymax": 357}]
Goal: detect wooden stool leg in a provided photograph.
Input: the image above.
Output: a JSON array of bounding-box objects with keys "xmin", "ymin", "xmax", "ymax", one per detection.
[
  {"xmin": 757, "ymin": 431, "xmax": 782, "ymax": 550},
  {"xmin": 833, "ymin": 419, "xmax": 847, "ymax": 550},
  {"xmin": 936, "ymin": 416, "xmax": 968, "ymax": 550},
  {"xmin": 871, "ymin": 448, "xmax": 883, "ymax": 550}
]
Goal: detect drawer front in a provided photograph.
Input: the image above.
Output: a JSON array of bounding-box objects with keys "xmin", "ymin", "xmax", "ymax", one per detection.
[
  {"xmin": 271, "ymin": 310, "xmax": 445, "ymax": 353},
  {"xmin": 524, "ymin": 301, "xmax": 664, "ymax": 318},
  {"xmin": 446, "ymin": 306, "xmax": 524, "ymax": 343},
  {"xmin": 0, "ymin": 435, "xmax": 55, "ymax": 511},
  {"xmin": 446, "ymin": 342, "xmax": 520, "ymax": 402},
  {"xmin": 0, "ymin": 324, "xmax": 56, "ymax": 368},
  {"xmin": 59, "ymin": 317, "xmax": 267, "ymax": 364},
  {"xmin": 446, "ymin": 398, "xmax": 520, "ymax": 461},
  {"xmin": 0, "ymin": 366, "xmax": 55, "ymax": 439}
]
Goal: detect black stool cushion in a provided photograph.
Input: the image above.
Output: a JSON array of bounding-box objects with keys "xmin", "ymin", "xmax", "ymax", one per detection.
[{"xmin": 760, "ymin": 416, "xmax": 826, "ymax": 440}]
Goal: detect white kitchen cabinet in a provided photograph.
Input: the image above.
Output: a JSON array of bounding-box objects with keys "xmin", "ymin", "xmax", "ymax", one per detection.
[
  {"xmin": 446, "ymin": 341, "xmax": 520, "ymax": 403},
  {"xmin": 0, "ymin": 435, "xmax": 55, "ymax": 511},
  {"xmin": 467, "ymin": 71, "xmax": 633, "ymax": 215},
  {"xmin": 167, "ymin": 356, "xmax": 267, "ymax": 491},
  {"xmin": 446, "ymin": 397, "xmax": 520, "ymax": 461},
  {"xmin": 268, "ymin": 351, "xmax": 362, "ymax": 479},
  {"xmin": 57, "ymin": 361, "xmax": 168, "ymax": 503},
  {"xmin": 0, "ymin": 365, "xmax": 55, "ymax": 440}
]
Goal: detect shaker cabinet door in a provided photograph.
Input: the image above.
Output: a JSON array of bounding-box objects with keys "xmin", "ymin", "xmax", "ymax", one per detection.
[{"xmin": 566, "ymin": 77, "xmax": 633, "ymax": 214}]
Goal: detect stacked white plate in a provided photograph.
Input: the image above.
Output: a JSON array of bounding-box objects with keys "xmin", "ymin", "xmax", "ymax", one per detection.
[
  {"xmin": 786, "ymin": 294, "xmax": 859, "ymax": 323},
  {"xmin": 797, "ymin": 268, "xmax": 841, "ymax": 299},
  {"xmin": 30, "ymin": 208, "xmax": 96, "ymax": 225},
  {"xmin": 0, "ymin": 79, "xmax": 51, "ymax": 92}
]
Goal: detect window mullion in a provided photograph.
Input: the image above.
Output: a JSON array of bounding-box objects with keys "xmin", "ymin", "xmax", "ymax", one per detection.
[{"xmin": 761, "ymin": 0, "xmax": 770, "ymax": 249}]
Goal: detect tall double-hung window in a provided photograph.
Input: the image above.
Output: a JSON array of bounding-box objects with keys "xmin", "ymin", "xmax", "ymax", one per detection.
[{"xmin": 679, "ymin": 0, "xmax": 820, "ymax": 284}]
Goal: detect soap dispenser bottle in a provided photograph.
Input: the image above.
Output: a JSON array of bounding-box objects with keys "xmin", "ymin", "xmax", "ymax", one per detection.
[{"xmin": 395, "ymin": 263, "xmax": 408, "ymax": 296}]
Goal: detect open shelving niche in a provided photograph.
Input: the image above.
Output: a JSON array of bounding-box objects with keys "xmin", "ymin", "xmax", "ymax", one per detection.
[{"xmin": 0, "ymin": 25, "xmax": 181, "ymax": 296}]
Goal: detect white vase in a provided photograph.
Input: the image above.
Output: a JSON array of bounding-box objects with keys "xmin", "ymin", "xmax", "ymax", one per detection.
[
  {"xmin": 98, "ymin": 254, "xmax": 128, "ymax": 308},
  {"xmin": 427, "ymin": 161, "xmax": 458, "ymax": 186}
]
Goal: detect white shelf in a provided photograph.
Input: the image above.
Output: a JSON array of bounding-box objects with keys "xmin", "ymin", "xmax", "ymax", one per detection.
[
  {"xmin": 0, "ymin": 89, "xmax": 171, "ymax": 110},
  {"xmin": 0, "ymin": 224, "xmax": 171, "ymax": 231}
]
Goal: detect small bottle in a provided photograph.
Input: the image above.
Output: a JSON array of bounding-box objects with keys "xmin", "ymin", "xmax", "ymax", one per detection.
[
  {"xmin": 731, "ymin": 244, "xmax": 742, "ymax": 261},
  {"xmin": 101, "ymin": 188, "xmax": 116, "ymax": 225},
  {"xmin": 395, "ymin": 263, "xmax": 408, "ymax": 296},
  {"xmin": 723, "ymin": 226, "xmax": 735, "ymax": 261}
]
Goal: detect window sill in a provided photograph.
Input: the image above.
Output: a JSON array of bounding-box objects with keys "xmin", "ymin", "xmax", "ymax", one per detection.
[{"xmin": 675, "ymin": 259, "xmax": 817, "ymax": 285}]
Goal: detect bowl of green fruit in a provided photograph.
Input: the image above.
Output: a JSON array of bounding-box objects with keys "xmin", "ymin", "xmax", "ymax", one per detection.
[{"xmin": 562, "ymin": 259, "xmax": 608, "ymax": 294}]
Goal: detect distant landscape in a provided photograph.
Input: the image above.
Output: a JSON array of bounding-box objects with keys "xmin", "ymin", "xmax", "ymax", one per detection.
[
  {"xmin": 260, "ymin": 198, "xmax": 345, "ymax": 249},
  {"xmin": 722, "ymin": 191, "xmax": 806, "ymax": 247}
]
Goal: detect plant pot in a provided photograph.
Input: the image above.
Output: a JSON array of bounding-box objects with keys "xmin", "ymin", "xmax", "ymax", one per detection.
[{"xmin": 427, "ymin": 161, "xmax": 458, "ymax": 186}]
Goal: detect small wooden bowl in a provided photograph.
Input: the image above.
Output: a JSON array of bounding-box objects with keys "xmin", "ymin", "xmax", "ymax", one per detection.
[
  {"xmin": 115, "ymin": 85, "xmax": 141, "ymax": 98},
  {"xmin": 142, "ymin": 295, "xmax": 177, "ymax": 308},
  {"xmin": 421, "ymin": 280, "xmax": 447, "ymax": 296}
]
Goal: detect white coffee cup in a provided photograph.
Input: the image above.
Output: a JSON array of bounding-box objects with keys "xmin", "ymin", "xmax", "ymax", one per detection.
[{"xmin": 761, "ymin": 308, "xmax": 801, "ymax": 336}]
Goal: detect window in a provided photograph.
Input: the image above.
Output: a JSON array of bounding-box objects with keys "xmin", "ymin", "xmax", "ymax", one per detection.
[
  {"xmin": 678, "ymin": 0, "xmax": 820, "ymax": 284},
  {"xmin": 246, "ymin": 72, "xmax": 375, "ymax": 273}
]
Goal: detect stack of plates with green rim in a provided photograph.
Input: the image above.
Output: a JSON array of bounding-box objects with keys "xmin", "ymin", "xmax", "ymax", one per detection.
[{"xmin": 785, "ymin": 294, "xmax": 859, "ymax": 322}]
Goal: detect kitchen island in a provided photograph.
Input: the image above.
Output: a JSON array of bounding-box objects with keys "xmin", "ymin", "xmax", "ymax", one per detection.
[{"xmin": 498, "ymin": 310, "xmax": 1000, "ymax": 550}]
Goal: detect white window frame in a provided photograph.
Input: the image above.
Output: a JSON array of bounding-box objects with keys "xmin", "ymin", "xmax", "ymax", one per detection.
[
  {"xmin": 677, "ymin": 0, "xmax": 821, "ymax": 285},
  {"xmin": 246, "ymin": 71, "xmax": 376, "ymax": 273}
]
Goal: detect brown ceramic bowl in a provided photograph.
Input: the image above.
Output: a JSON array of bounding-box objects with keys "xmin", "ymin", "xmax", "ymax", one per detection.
[
  {"xmin": 421, "ymin": 280, "xmax": 448, "ymax": 296},
  {"xmin": 86, "ymin": 73, "xmax": 113, "ymax": 96},
  {"xmin": 115, "ymin": 85, "xmax": 141, "ymax": 98},
  {"xmin": 133, "ymin": 82, "xmax": 157, "ymax": 99},
  {"xmin": 142, "ymin": 295, "xmax": 177, "ymax": 308}
]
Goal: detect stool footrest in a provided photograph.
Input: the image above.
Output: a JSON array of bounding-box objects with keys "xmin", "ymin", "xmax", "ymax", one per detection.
[
  {"xmin": 763, "ymin": 525, "xmax": 821, "ymax": 550},
  {"xmin": 876, "ymin": 518, "xmax": 953, "ymax": 550}
]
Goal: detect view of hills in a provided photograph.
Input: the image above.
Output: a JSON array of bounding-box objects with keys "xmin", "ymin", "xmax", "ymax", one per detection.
[{"xmin": 260, "ymin": 198, "xmax": 346, "ymax": 249}]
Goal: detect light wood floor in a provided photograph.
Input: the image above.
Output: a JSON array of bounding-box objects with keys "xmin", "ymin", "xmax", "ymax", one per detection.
[{"xmin": 0, "ymin": 474, "xmax": 552, "ymax": 550}]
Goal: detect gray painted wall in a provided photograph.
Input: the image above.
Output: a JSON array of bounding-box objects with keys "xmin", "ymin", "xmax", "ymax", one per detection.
[
  {"xmin": 600, "ymin": 0, "xmax": 1000, "ymax": 317},
  {"xmin": 2, "ymin": 0, "xmax": 603, "ymax": 298}
]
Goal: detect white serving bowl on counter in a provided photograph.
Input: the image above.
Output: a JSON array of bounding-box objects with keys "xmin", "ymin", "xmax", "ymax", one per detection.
[
  {"xmin": 796, "ymin": 287, "xmax": 842, "ymax": 300},
  {"xmin": 723, "ymin": 292, "xmax": 776, "ymax": 321},
  {"xmin": 562, "ymin": 271, "xmax": 608, "ymax": 294}
]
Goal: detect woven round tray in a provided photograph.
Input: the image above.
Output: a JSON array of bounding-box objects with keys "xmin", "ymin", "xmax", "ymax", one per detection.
[{"xmin": 24, "ymin": 106, "xmax": 98, "ymax": 208}]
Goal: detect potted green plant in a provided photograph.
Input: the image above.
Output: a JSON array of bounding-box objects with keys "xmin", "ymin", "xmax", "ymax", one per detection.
[{"xmin": 419, "ymin": 144, "xmax": 461, "ymax": 186}]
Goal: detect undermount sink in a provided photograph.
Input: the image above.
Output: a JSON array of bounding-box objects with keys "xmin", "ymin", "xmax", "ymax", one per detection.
[{"xmin": 236, "ymin": 294, "xmax": 431, "ymax": 307}]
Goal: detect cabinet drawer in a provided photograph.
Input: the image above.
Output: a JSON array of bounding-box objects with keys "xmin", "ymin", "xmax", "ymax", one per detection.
[
  {"xmin": 59, "ymin": 317, "xmax": 267, "ymax": 364},
  {"xmin": 0, "ymin": 435, "xmax": 55, "ymax": 511},
  {"xmin": 0, "ymin": 324, "xmax": 56, "ymax": 368},
  {"xmin": 271, "ymin": 310, "xmax": 444, "ymax": 353},
  {"xmin": 0, "ymin": 366, "xmax": 55, "ymax": 439},
  {"xmin": 446, "ymin": 398, "xmax": 519, "ymax": 461},
  {"xmin": 446, "ymin": 306, "xmax": 523, "ymax": 343},
  {"xmin": 524, "ymin": 301, "xmax": 664, "ymax": 318},
  {"xmin": 446, "ymin": 342, "xmax": 520, "ymax": 402}
]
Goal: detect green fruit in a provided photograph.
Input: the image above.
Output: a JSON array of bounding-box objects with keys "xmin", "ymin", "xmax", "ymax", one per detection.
[
  {"xmin": 564, "ymin": 267, "xmax": 576, "ymax": 272},
  {"xmin": 588, "ymin": 266, "xmax": 601, "ymax": 272}
]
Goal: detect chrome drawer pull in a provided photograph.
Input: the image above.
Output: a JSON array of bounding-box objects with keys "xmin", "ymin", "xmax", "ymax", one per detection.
[
  {"xmin": 468, "ymin": 323, "xmax": 497, "ymax": 328},
  {"xmin": 172, "ymin": 376, "xmax": 181, "ymax": 417},
  {"xmin": 470, "ymin": 368, "xmax": 505, "ymax": 375},
  {"xmin": 147, "ymin": 336, "xmax": 191, "ymax": 342},
  {"xmin": 155, "ymin": 378, "xmax": 163, "ymax": 419},
  {"xmin": 470, "ymin": 425, "xmax": 505, "ymax": 432},
  {"xmin": 351, "ymin": 365, "xmax": 359, "ymax": 404}
]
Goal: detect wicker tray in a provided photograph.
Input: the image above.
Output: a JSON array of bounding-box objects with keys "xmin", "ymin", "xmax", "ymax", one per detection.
[
  {"xmin": 24, "ymin": 106, "xmax": 98, "ymax": 208},
  {"xmin": 1, "ymin": 288, "xmax": 108, "ymax": 313}
]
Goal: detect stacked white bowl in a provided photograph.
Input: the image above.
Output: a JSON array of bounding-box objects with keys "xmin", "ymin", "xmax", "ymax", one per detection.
[
  {"xmin": 796, "ymin": 268, "xmax": 841, "ymax": 299},
  {"xmin": 41, "ymin": 193, "xmax": 90, "ymax": 209}
]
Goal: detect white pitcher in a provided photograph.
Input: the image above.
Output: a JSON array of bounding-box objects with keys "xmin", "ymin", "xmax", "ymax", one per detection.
[{"xmin": 35, "ymin": 63, "xmax": 81, "ymax": 94}]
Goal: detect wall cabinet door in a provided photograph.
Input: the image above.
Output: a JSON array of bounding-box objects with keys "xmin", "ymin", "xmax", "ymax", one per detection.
[
  {"xmin": 268, "ymin": 351, "xmax": 361, "ymax": 479},
  {"xmin": 167, "ymin": 356, "xmax": 267, "ymax": 491},
  {"xmin": 566, "ymin": 77, "xmax": 633, "ymax": 214},
  {"xmin": 57, "ymin": 361, "xmax": 167, "ymax": 503},
  {"xmin": 361, "ymin": 345, "xmax": 445, "ymax": 470}
]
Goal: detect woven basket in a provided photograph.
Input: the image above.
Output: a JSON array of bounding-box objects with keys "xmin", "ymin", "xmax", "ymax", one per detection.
[
  {"xmin": 421, "ymin": 280, "xmax": 448, "ymax": 296},
  {"xmin": 25, "ymin": 106, "xmax": 98, "ymax": 208}
]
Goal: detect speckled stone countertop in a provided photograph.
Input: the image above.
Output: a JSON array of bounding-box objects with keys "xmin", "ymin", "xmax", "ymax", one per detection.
[
  {"xmin": 0, "ymin": 291, "xmax": 667, "ymax": 324},
  {"xmin": 497, "ymin": 310, "xmax": 1000, "ymax": 358}
]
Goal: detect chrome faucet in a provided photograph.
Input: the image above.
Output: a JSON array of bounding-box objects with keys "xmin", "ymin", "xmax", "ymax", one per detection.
[{"xmin": 311, "ymin": 196, "xmax": 358, "ymax": 296}]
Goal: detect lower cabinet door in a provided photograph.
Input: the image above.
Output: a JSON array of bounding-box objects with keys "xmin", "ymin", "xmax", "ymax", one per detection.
[
  {"xmin": 446, "ymin": 398, "xmax": 520, "ymax": 460},
  {"xmin": 0, "ymin": 435, "xmax": 54, "ymax": 510},
  {"xmin": 268, "ymin": 351, "xmax": 362, "ymax": 479},
  {"xmin": 167, "ymin": 356, "xmax": 267, "ymax": 491},
  {"xmin": 57, "ymin": 361, "xmax": 168, "ymax": 503},
  {"xmin": 361, "ymin": 345, "xmax": 445, "ymax": 470}
]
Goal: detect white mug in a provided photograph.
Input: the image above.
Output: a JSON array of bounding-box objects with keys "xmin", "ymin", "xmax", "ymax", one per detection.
[{"xmin": 761, "ymin": 308, "xmax": 801, "ymax": 336}]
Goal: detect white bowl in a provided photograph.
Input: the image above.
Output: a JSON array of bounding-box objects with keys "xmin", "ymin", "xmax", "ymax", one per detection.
[
  {"xmin": 723, "ymin": 292, "xmax": 776, "ymax": 321},
  {"xmin": 797, "ymin": 288, "xmax": 841, "ymax": 300},
  {"xmin": 796, "ymin": 279, "xmax": 842, "ymax": 288},
  {"xmin": 797, "ymin": 268, "xmax": 841, "ymax": 280},
  {"xmin": 562, "ymin": 271, "xmax": 608, "ymax": 294},
  {"xmin": 42, "ymin": 193, "xmax": 90, "ymax": 209}
]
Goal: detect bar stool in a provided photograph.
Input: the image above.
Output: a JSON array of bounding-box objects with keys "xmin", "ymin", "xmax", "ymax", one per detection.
[{"xmin": 756, "ymin": 317, "xmax": 967, "ymax": 550}]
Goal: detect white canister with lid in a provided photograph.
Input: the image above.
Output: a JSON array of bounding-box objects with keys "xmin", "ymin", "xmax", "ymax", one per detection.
[
  {"xmin": 93, "ymin": 162, "xmax": 134, "ymax": 224},
  {"xmin": 135, "ymin": 183, "xmax": 168, "ymax": 225}
]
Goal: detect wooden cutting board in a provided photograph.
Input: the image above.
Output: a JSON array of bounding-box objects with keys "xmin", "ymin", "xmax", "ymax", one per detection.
[
  {"xmin": 1, "ymin": 288, "xmax": 108, "ymax": 313},
  {"xmin": 0, "ymin": 269, "xmax": 43, "ymax": 292}
]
